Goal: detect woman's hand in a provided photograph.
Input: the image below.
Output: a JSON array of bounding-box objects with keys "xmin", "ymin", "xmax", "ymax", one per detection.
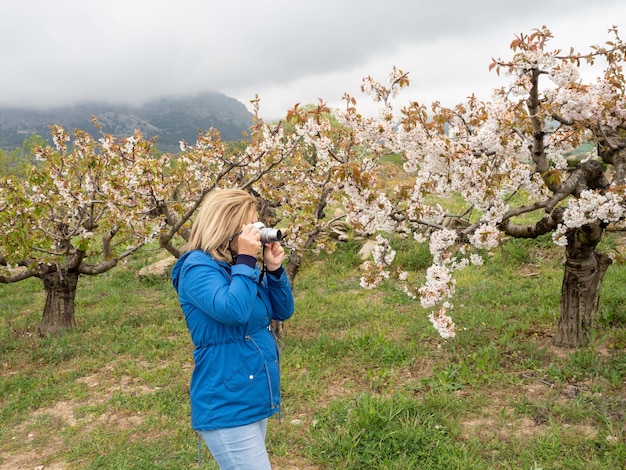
[
  {"xmin": 236, "ymin": 224, "xmax": 262, "ymax": 257},
  {"xmin": 264, "ymin": 242, "xmax": 284, "ymax": 271}
]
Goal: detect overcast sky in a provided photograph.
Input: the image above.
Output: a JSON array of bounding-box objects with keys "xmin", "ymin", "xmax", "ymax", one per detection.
[{"xmin": 1, "ymin": 0, "xmax": 623, "ymax": 120}]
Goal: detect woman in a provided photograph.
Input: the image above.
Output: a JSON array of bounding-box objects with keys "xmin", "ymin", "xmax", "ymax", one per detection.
[{"xmin": 171, "ymin": 188, "xmax": 294, "ymax": 469}]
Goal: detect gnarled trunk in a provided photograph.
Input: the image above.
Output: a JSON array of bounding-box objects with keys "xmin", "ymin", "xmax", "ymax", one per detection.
[
  {"xmin": 270, "ymin": 251, "xmax": 302, "ymax": 340},
  {"xmin": 554, "ymin": 252, "xmax": 612, "ymax": 347},
  {"xmin": 553, "ymin": 222, "xmax": 612, "ymax": 348},
  {"xmin": 285, "ymin": 250, "xmax": 302, "ymax": 287},
  {"xmin": 39, "ymin": 269, "xmax": 79, "ymax": 336}
]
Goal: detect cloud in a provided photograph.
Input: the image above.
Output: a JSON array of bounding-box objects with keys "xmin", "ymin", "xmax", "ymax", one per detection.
[{"xmin": 0, "ymin": 0, "xmax": 622, "ymax": 119}]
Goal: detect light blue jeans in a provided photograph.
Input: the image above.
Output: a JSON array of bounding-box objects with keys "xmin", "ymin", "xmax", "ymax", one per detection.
[{"xmin": 198, "ymin": 418, "xmax": 272, "ymax": 469}]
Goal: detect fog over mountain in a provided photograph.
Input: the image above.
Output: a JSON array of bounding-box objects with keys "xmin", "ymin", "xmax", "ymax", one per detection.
[
  {"xmin": 0, "ymin": 91, "xmax": 253, "ymax": 153},
  {"xmin": 2, "ymin": 1, "xmax": 622, "ymax": 121}
]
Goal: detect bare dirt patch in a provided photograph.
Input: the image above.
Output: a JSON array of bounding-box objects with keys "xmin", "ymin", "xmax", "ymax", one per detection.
[
  {"xmin": 0, "ymin": 360, "xmax": 161, "ymax": 470},
  {"xmin": 459, "ymin": 372, "xmax": 601, "ymax": 446}
]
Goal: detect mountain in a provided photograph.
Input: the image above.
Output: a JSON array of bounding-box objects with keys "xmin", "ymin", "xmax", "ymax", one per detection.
[{"xmin": 0, "ymin": 92, "xmax": 254, "ymax": 153}]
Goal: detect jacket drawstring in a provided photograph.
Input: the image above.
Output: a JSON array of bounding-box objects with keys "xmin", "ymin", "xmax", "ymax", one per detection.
[{"xmin": 197, "ymin": 432, "xmax": 202, "ymax": 465}]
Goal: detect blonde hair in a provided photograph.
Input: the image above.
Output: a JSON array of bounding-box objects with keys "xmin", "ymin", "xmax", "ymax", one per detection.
[{"xmin": 186, "ymin": 188, "xmax": 258, "ymax": 262}]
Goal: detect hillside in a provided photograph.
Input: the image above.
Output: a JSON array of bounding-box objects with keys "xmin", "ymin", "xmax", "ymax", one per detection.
[{"xmin": 0, "ymin": 91, "xmax": 253, "ymax": 153}]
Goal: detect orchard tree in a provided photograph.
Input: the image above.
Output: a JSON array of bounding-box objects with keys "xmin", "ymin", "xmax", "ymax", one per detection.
[
  {"xmin": 0, "ymin": 125, "xmax": 172, "ymax": 335},
  {"xmin": 339, "ymin": 27, "xmax": 626, "ymax": 348}
]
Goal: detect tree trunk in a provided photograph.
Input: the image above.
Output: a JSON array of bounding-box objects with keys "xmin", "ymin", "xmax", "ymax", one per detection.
[
  {"xmin": 39, "ymin": 268, "xmax": 79, "ymax": 336},
  {"xmin": 285, "ymin": 250, "xmax": 302, "ymax": 287},
  {"xmin": 270, "ymin": 251, "xmax": 302, "ymax": 340},
  {"xmin": 553, "ymin": 223, "xmax": 612, "ymax": 348}
]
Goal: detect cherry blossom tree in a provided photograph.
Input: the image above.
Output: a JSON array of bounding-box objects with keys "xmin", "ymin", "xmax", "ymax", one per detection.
[
  {"xmin": 340, "ymin": 27, "xmax": 626, "ymax": 348},
  {"xmin": 0, "ymin": 125, "xmax": 167, "ymax": 335}
]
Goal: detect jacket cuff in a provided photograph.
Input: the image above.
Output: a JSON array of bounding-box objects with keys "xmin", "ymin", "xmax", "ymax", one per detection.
[
  {"xmin": 235, "ymin": 254, "xmax": 257, "ymax": 269},
  {"xmin": 267, "ymin": 266, "xmax": 285, "ymax": 278}
]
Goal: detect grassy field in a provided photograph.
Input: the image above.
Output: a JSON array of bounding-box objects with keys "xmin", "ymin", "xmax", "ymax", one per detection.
[{"xmin": 1, "ymin": 236, "xmax": 626, "ymax": 469}]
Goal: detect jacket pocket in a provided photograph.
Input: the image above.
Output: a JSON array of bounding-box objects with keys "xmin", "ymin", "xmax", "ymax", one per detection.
[{"xmin": 223, "ymin": 353, "xmax": 265, "ymax": 392}]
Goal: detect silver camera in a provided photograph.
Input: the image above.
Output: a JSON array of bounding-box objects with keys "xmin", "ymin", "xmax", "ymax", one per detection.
[{"xmin": 252, "ymin": 222, "xmax": 283, "ymax": 243}]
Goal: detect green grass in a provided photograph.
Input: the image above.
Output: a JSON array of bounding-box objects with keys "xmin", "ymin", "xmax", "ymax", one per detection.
[{"xmin": 1, "ymin": 238, "xmax": 626, "ymax": 469}]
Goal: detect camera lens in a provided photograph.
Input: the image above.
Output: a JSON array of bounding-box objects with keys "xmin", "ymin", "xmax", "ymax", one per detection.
[{"xmin": 253, "ymin": 222, "xmax": 283, "ymax": 243}]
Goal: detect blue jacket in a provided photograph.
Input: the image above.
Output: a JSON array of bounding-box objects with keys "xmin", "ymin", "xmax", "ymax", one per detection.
[{"xmin": 171, "ymin": 250, "xmax": 294, "ymax": 431}]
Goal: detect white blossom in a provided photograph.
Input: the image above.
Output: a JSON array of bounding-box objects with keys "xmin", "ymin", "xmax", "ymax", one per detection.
[{"xmin": 429, "ymin": 305, "xmax": 456, "ymax": 339}]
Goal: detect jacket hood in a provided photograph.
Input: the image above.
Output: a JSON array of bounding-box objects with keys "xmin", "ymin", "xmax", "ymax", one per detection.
[{"xmin": 171, "ymin": 251, "xmax": 192, "ymax": 292}]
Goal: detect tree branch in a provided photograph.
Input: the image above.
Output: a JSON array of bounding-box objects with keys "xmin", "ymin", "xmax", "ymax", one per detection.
[{"xmin": 544, "ymin": 160, "xmax": 609, "ymax": 212}]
